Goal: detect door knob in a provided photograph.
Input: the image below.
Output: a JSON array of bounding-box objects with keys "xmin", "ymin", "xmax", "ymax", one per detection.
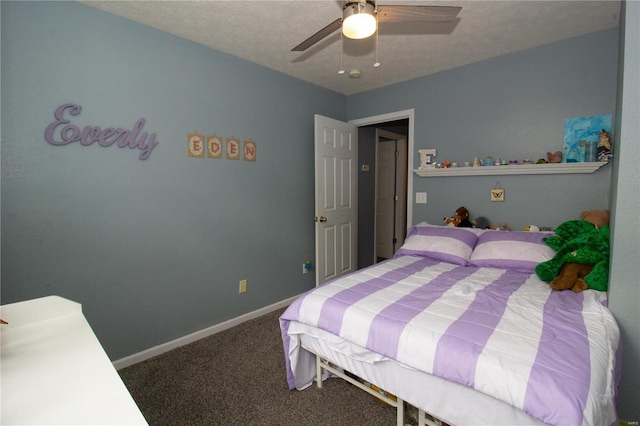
[{"xmin": 315, "ymin": 216, "xmax": 328, "ymax": 223}]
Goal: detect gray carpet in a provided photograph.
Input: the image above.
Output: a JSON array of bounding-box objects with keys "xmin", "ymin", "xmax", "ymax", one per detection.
[{"xmin": 118, "ymin": 307, "xmax": 403, "ymax": 425}]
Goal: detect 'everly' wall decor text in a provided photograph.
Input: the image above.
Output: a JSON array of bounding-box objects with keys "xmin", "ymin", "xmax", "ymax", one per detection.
[{"xmin": 45, "ymin": 103, "xmax": 159, "ymax": 160}]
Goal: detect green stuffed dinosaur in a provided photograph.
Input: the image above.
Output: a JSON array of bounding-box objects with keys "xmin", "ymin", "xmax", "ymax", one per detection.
[{"xmin": 535, "ymin": 210, "xmax": 610, "ymax": 292}]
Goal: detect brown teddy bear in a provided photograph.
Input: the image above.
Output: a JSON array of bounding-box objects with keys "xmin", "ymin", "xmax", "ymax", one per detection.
[
  {"xmin": 444, "ymin": 206, "xmax": 472, "ymax": 228},
  {"xmin": 536, "ymin": 209, "xmax": 610, "ymax": 292},
  {"xmin": 579, "ymin": 209, "xmax": 610, "ymax": 229},
  {"xmin": 550, "ymin": 263, "xmax": 594, "ymax": 292}
]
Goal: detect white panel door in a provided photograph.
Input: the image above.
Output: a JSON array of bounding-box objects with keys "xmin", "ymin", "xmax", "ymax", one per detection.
[{"xmin": 314, "ymin": 115, "xmax": 357, "ymax": 286}]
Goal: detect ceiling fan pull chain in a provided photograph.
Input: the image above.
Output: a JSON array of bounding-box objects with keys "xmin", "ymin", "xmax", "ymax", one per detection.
[
  {"xmin": 374, "ymin": 12, "xmax": 381, "ymax": 68},
  {"xmin": 338, "ymin": 31, "xmax": 345, "ymax": 75}
]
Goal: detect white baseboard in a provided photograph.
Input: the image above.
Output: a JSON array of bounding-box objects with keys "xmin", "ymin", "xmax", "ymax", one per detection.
[{"xmin": 112, "ymin": 294, "xmax": 300, "ymax": 370}]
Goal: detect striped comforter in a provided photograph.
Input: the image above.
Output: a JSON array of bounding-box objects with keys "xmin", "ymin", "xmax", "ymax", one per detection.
[{"xmin": 280, "ymin": 255, "xmax": 620, "ymax": 426}]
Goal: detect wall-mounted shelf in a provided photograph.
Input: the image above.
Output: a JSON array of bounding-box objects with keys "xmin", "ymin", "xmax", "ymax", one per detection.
[{"xmin": 413, "ymin": 162, "xmax": 606, "ymax": 177}]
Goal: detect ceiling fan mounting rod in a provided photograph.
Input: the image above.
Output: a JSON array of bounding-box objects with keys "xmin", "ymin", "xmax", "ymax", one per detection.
[
  {"xmin": 343, "ymin": 0, "xmax": 377, "ymax": 17},
  {"xmin": 343, "ymin": 0, "xmax": 376, "ymax": 12}
]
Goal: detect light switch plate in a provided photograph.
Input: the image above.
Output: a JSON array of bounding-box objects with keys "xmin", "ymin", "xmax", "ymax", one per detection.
[{"xmin": 416, "ymin": 192, "xmax": 427, "ymax": 204}]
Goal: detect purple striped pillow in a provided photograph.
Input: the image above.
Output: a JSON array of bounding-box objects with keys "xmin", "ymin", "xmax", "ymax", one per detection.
[
  {"xmin": 395, "ymin": 222, "xmax": 481, "ymax": 265},
  {"xmin": 469, "ymin": 230, "xmax": 555, "ymax": 272}
]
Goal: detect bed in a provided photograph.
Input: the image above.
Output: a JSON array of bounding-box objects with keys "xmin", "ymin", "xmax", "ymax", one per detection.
[{"xmin": 280, "ymin": 222, "xmax": 621, "ymax": 426}]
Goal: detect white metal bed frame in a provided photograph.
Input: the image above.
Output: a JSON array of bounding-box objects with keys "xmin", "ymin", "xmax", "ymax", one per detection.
[
  {"xmin": 293, "ymin": 322, "xmax": 546, "ymax": 426},
  {"xmin": 304, "ymin": 345, "xmax": 442, "ymax": 426}
]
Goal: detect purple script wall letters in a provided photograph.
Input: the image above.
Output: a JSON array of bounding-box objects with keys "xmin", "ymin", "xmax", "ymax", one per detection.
[{"xmin": 45, "ymin": 103, "xmax": 159, "ymax": 160}]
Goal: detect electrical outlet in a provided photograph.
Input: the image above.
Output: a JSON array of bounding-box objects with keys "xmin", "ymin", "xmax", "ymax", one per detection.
[
  {"xmin": 415, "ymin": 192, "xmax": 427, "ymax": 204},
  {"xmin": 303, "ymin": 263, "xmax": 308, "ymax": 274},
  {"xmin": 239, "ymin": 279, "xmax": 247, "ymax": 293}
]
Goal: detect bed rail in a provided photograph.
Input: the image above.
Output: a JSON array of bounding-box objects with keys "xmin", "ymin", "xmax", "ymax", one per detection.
[{"xmin": 303, "ymin": 345, "xmax": 442, "ymax": 426}]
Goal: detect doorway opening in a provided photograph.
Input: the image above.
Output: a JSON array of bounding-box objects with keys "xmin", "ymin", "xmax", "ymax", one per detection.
[
  {"xmin": 375, "ymin": 129, "xmax": 408, "ymax": 263},
  {"xmin": 353, "ymin": 114, "xmax": 412, "ymax": 270}
]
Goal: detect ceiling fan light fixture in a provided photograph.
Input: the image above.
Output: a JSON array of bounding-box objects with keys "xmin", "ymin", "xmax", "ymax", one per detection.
[{"xmin": 342, "ymin": 2, "xmax": 376, "ymax": 39}]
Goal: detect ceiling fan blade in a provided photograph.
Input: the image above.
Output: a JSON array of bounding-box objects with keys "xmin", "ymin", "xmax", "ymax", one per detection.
[
  {"xmin": 292, "ymin": 18, "xmax": 343, "ymax": 52},
  {"xmin": 376, "ymin": 5, "xmax": 462, "ymax": 23}
]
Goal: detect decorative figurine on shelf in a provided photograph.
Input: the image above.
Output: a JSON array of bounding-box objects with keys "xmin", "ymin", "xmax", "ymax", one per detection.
[
  {"xmin": 597, "ymin": 129, "xmax": 613, "ymax": 162},
  {"xmin": 484, "ymin": 156, "xmax": 494, "ymax": 166},
  {"xmin": 473, "ymin": 156, "xmax": 482, "ymax": 167},
  {"xmin": 418, "ymin": 149, "xmax": 436, "ymax": 170},
  {"xmin": 546, "ymin": 151, "xmax": 562, "ymax": 163}
]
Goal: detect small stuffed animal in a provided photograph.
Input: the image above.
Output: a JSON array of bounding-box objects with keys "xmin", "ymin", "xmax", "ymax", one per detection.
[
  {"xmin": 536, "ymin": 209, "xmax": 610, "ymax": 292},
  {"xmin": 472, "ymin": 216, "xmax": 490, "ymax": 229},
  {"xmin": 490, "ymin": 223, "xmax": 510, "ymax": 231},
  {"xmin": 579, "ymin": 209, "xmax": 610, "ymax": 229},
  {"xmin": 550, "ymin": 263, "xmax": 593, "ymax": 292},
  {"xmin": 444, "ymin": 206, "xmax": 472, "ymax": 228}
]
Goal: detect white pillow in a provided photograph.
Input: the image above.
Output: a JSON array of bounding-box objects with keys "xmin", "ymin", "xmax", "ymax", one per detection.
[
  {"xmin": 395, "ymin": 222, "xmax": 481, "ymax": 265},
  {"xmin": 469, "ymin": 230, "xmax": 555, "ymax": 273}
]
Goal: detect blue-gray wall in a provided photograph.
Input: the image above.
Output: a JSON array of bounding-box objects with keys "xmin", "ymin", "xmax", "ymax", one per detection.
[
  {"xmin": 348, "ymin": 29, "xmax": 618, "ymax": 231},
  {"xmin": 1, "ymin": 1, "xmax": 345, "ymax": 360}
]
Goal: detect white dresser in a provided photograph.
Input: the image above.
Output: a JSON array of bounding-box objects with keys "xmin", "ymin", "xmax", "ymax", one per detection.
[{"xmin": 1, "ymin": 296, "xmax": 147, "ymax": 425}]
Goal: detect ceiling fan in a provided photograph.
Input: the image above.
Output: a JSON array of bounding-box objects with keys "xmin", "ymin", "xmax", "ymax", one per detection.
[{"xmin": 292, "ymin": 0, "xmax": 462, "ymax": 52}]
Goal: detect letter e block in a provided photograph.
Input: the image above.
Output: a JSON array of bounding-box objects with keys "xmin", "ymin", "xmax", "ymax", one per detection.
[
  {"xmin": 188, "ymin": 132, "xmax": 204, "ymax": 158},
  {"xmin": 226, "ymin": 137, "xmax": 240, "ymax": 160}
]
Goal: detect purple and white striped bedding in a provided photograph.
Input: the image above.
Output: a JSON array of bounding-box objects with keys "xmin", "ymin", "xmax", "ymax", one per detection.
[{"xmin": 280, "ymin": 255, "xmax": 620, "ymax": 426}]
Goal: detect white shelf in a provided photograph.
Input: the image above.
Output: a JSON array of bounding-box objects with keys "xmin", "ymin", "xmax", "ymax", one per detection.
[{"xmin": 413, "ymin": 162, "xmax": 606, "ymax": 177}]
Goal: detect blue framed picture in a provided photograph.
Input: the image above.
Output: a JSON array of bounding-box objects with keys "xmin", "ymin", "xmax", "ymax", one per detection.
[{"xmin": 563, "ymin": 115, "xmax": 612, "ymax": 162}]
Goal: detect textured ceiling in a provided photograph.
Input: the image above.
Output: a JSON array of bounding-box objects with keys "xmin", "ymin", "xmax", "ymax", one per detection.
[{"xmin": 79, "ymin": 0, "xmax": 621, "ymax": 95}]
